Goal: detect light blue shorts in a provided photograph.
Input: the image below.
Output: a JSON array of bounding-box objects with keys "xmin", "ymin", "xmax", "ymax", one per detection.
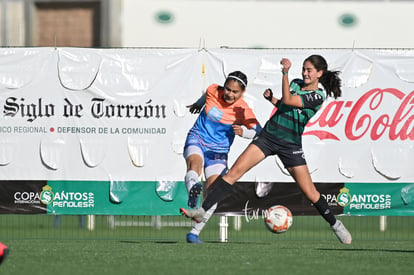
[{"xmin": 184, "ymin": 133, "xmax": 228, "ymax": 179}]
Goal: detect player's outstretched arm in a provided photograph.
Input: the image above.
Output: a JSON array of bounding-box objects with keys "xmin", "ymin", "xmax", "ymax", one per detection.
[
  {"xmin": 233, "ymin": 124, "xmax": 262, "ymax": 139},
  {"xmin": 187, "ymin": 93, "xmax": 206, "ymax": 114}
]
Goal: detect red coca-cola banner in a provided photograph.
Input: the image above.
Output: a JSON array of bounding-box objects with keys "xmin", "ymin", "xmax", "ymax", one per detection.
[{"xmin": 305, "ymin": 88, "xmax": 414, "ymax": 141}]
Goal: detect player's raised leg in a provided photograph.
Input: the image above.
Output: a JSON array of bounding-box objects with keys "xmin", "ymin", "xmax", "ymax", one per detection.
[
  {"xmin": 185, "ymin": 170, "xmax": 203, "ymax": 208},
  {"xmin": 180, "ymin": 175, "xmax": 233, "ymax": 223},
  {"xmin": 184, "ymin": 147, "xmax": 204, "ymax": 208},
  {"xmin": 181, "ymin": 143, "xmax": 265, "ymax": 243}
]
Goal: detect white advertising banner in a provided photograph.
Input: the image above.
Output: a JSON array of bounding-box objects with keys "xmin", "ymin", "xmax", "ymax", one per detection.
[{"xmin": 0, "ymin": 48, "xmax": 413, "ymax": 183}]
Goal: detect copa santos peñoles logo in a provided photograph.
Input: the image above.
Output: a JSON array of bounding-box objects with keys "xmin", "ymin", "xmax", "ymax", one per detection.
[{"xmin": 40, "ymin": 185, "xmax": 54, "ymax": 205}]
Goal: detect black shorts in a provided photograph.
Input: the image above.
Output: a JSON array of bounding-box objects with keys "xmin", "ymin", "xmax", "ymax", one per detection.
[{"xmin": 251, "ymin": 131, "xmax": 306, "ymax": 168}]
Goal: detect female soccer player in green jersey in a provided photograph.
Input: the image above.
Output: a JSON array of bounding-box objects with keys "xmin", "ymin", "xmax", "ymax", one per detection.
[{"xmin": 181, "ymin": 55, "xmax": 352, "ymax": 245}]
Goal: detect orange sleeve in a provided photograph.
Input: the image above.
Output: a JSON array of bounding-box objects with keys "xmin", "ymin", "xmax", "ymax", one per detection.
[{"xmin": 235, "ymin": 100, "xmax": 260, "ymax": 129}]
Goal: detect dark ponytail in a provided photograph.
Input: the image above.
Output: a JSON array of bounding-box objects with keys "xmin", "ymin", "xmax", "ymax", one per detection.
[
  {"xmin": 305, "ymin": 55, "xmax": 342, "ymax": 99},
  {"xmin": 320, "ymin": 70, "xmax": 342, "ymax": 99}
]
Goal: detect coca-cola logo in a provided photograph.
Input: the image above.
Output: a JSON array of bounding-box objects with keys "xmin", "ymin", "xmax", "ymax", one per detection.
[{"xmin": 304, "ymin": 88, "xmax": 414, "ymax": 141}]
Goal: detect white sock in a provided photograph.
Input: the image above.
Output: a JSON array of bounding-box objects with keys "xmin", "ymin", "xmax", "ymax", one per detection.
[
  {"xmin": 185, "ymin": 170, "xmax": 200, "ymax": 193},
  {"xmin": 190, "ymin": 203, "xmax": 217, "ymax": 236},
  {"xmin": 332, "ymin": 220, "xmax": 341, "ymax": 229}
]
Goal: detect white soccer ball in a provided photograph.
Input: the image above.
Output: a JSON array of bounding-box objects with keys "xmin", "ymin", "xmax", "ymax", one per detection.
[{"xmin": 264, "ymin": 205, "xmax": 293, "ymax": 234}]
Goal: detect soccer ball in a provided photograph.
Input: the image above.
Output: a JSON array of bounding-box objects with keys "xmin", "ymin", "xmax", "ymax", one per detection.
[{"xmin": 264, "ymin": 205, "xmax": 293, "ymax": 234}]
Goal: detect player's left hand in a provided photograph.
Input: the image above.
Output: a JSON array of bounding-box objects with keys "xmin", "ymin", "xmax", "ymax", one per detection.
[
  {"xmin": 263, "ymin": 88, "xmax": 273, "ymax": 101},
  {"xmin": 232, "ymin": 125, "xmax": 243, "ymax": 137},
  {"xmin": 187, "ymin": 103, "xmax": 202, "ymax": 114}
]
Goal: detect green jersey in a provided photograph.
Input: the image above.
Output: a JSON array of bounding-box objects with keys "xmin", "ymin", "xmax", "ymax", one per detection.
[{"xmin": 263, "ymin": 79, "xmax": 325, "ymax": 145}]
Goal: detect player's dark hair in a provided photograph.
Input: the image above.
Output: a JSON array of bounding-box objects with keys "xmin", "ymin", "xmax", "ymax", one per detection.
[
  {"xmin": 224, "ymin": 71, "xmax": 248, "ymax": 90},
  {"xmin": 304, "ymin": 55, "xmax": 342, "ymax": 99}
]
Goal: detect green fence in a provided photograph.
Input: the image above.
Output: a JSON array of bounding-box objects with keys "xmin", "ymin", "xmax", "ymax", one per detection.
[{"xmin": 1, "ymin": 215, "xmax": 413, "ymax": 242}]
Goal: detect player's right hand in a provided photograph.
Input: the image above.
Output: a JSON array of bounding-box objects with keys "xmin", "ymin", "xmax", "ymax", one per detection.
[
  {"xmin": 280, "ymin": 58, "xmax": 291, "ymax": 72},
  {"xmin": 187, "ymin": 103, "xmax": 202, "ymax": 114}
]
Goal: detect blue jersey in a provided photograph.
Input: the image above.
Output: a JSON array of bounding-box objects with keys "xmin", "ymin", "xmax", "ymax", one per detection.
[{"xmin": 188, "ymin": 84, "xmax": 260, "ymax": 153}]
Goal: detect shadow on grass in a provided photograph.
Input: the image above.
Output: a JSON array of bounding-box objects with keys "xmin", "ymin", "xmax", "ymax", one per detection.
[
  {"xmin": 119, "ymin": 240, "xmax": 179, "ymax": 244},
  {"xmin": 119, "ymin": 240, "xmax": 275, "ymax": 245},
  {"xmin": 317, "ymin": 248, "xmax": 414, "ymax": 253}
]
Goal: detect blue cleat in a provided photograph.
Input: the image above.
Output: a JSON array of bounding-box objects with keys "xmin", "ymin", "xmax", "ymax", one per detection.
[
  {"xmin": 188, "ymin": 183, "xmax": 203, "ymax": 208},
  {"xmin": 186, "ymin": 233, "xmax": 202, "ymax": 244}
]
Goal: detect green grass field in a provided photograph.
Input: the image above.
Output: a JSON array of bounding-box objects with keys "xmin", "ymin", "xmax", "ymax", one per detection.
[
  {"xmin": 2, "ymin": 240, "xmax": 414, "ymax": 275},
  {"xmin": 1, "ymin": 215, "xmax": 413, "ymax": 275}
]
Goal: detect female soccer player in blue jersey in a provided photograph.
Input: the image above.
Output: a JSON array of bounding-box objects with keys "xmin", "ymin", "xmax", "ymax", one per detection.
[
  {"xmin": 183, "ymin": 71, "xmax": 262, "ymax": 208},
  {"xmin": 181, "ymin": 55, "xmax": 352, "ymax": 244}
]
